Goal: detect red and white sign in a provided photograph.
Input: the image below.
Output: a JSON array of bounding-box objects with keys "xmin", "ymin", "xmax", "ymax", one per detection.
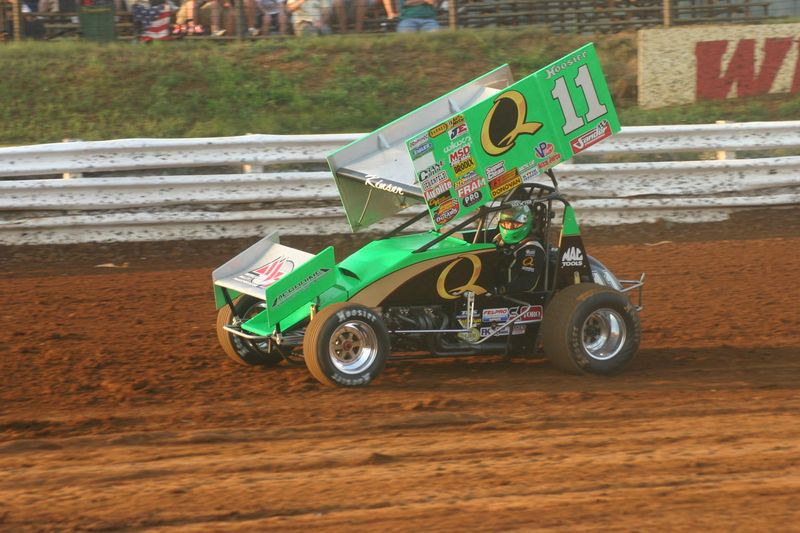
[{"xmin": 638, "ymin": 23, "xmax": 800, "ymax": 108}]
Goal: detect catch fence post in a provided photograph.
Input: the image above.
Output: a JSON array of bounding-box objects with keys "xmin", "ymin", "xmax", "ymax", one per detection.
[
  {"xmin": 663, "ymin": 0, "xmax": 671, "ymax": 28},
  {"xmin": 236, "ymin": 0, "xmax": 245, "ymax": 39},
  {"xmin": 716, "ymin": 120, "xmax": 736, "ymax": 160},
  {"xmin": 448, "ymin": 0, "xmax": 457, "ymax": 30},
  {"xmin": 12, "ymin": 0, "xmax": 22, "ymax": 41},
  {"xmin": 62, "ymin": 139, "xmax": 83, "ymax": 179}
]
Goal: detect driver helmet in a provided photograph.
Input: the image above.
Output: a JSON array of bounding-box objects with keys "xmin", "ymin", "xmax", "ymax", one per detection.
[{"xmin": 498, "ymin": 205, "xmax": 533, "ymax": 245}]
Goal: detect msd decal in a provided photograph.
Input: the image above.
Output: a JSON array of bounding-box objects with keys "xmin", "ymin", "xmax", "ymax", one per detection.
[{"xmin": 448, "ymin": 145, "xmax": 472, "ymax": 166}]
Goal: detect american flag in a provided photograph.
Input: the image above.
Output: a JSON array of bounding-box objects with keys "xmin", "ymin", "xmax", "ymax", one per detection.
[{"xmin": 132, "ymin": 3, "xmax": 173, "ymax": 41}]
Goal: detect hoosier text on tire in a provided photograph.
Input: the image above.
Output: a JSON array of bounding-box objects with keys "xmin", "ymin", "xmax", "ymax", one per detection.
[{"xmin": 302, "ymin": 302, "xmax": 390, "ymax": 387}]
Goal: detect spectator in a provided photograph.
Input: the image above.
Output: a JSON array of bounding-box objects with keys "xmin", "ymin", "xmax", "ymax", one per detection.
[
  {"xmin": 205, "ymin": 0, "xmax": 259, "ymax": 35},
  {"xmin": 396, "ymin": 0, "xmax": 438, "ymax": 32},
  {"xmin": 286, "ymin": 0, "xmax": 331, "ymax": 36},
  {"xmin": 255, "ymin": 0, "xmax": 286, "ymax": 34},
  {"xmin": 331, "ymin": 0, "xmax": 395, "ymax": 33},
  {"xmin": 174, "ymin": 0, "xmax": 204, "ymax": 34}
]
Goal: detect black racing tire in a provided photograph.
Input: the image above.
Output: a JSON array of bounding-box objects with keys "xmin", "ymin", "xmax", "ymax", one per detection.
[
  {"xmin": 302, "ymin": 302, "xmax": 389, "ymax": 387},
  {"xmin": 541, "ymin": 283, "xmax": 640, "ymax": 375},
  {"xmin": 216, "ymin": 295, "xmax": 284, "ymax": 367}
]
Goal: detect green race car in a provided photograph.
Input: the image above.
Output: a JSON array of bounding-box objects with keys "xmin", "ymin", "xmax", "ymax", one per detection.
[{"xmin": 212, "ymin": 44, "xmax": 644, "ymax": 387}]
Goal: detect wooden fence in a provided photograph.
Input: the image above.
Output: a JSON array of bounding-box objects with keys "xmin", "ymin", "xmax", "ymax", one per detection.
[{"xmin": 0, "ymin": 0, "xmax": 775, "ymax": 40}]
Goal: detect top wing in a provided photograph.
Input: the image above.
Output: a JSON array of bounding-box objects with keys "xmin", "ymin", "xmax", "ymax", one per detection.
[{"xmin": 327, "ymin": 43, "xmax": 620, "ymax": 232}]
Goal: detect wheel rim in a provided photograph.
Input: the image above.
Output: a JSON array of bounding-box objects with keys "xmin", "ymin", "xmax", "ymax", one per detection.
[
  {"xmin": 328, "ymin": 320, "xmax": 379, "ymax": 375},
  {"xmin": 581, "ymin": 308, "xmax": 627, "ymax": 361},
  {"xmin": 234, "ymin": 301, "xmax": 270, "ymax": 353}
]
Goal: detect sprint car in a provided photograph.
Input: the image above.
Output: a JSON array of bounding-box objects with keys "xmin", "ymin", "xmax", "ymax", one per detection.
[{"xmin": 213, "ymin": 43, "xmax": 644, "ymax": 387}]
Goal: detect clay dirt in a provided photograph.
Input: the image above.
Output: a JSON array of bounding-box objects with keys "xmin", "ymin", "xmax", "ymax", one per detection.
[{"xmin": 1, "ymin": 208, "xmax": 799, "ymax": 531}]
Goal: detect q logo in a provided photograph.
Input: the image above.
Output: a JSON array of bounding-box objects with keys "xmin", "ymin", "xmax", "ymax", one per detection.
[
  {"xmin": 480, "ymin": 90, "xmax": 543, "ymax": 156},
  {"xmin": 436, "ymin": 254, "xmax": 487, "ymax": 300}
]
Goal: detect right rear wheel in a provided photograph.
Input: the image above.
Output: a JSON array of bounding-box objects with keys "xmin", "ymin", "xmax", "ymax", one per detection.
[{"xmin": 541, "ymin": 283, "xmax": 640, "ymax": 375}]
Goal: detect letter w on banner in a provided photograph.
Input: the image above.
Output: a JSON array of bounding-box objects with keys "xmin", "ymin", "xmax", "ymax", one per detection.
[{"xmin": 132, "ymin": 3, "xmax": 173, "ymax": 41}]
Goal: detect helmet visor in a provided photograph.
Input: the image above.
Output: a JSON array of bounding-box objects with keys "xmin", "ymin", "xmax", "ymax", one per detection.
[{"xmin": 499, "ymin": 219, "xmax": 525, "ymax": 230}]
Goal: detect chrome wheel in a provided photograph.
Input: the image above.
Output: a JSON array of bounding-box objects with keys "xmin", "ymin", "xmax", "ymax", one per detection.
[
  {"xmin": 328, "ymin": 320, "xmax": 379, "ymax": 375},
  {"xmin": 581, "ymin": 309, "xmax": 627, "ymax": 361}
]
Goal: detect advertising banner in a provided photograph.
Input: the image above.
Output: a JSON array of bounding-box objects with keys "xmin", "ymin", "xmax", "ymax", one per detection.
[
  {"xmin": 406, "ymin": 43, "xmax": 620, "ymax": 230},
  {"xmin": 638, "ymin": 23, "xmax": 800, "ymax": 109}
]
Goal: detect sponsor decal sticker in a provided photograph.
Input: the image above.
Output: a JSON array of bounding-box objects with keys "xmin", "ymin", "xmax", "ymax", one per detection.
[
  {"xmin": 534, "ymin": 141, "xmax": 554, "ymax": 160},
  {"xmin": 427, "ymin": 190, "xmax": 452, "ymax": 208},
  {"xmin": 365, "ymin": 175, "xmax": 404, "ymax": 195},
  {"xmin": 482, "ymin": 307, "xmax": 509, "ymax": 322},
  {"xmin": 448, "ymin": 123, "xmax": 469, "ymax": 140},
  {"xmin": 429, "ymin": 114, "xmax": 465, "ymax": 138},
  {"xmin": 485, "ymin": 161, "xmax": 506, "ymax": 180},
  {"xmin": 519, "ymin": 160, "xmax": 540, "ymax": 181},
  {"xmin": 462, "ymin": 189, "xmax": 483, "ymax": 208},
  {"xmin": 448, "ymin": 145, "xmax": 472, "ymax": 166},
  {"xmin": 479, "ymin": 325, "xmax": 526, "ymax": 336},
  {"xmin": 454, "ymin": 170, "xmax": 479, "ymax": 188},
  {"xmin": 456, "ymin": 175, "xmax": 486, "ymax": 199},
  {"xmin": 436, "ymin": 254, "xmax": 486, "ymax": 299},
  {"xmin": 509, "ymin": 305, "xmax": 543, "ymax": 323},
  {"xmin": 544, "ymin": 49, "xmax": 589, "ymax": 79},
  {"xmin": 570, "ymin": 119, "xmax": 612, "ymax": 154},
  {"xmin": 272, "ymin": 268, "xmax": 330, "ymax": 307},
  {"xmin": 235, "ymin": 256, "xmax": 294, "ymax": 288},
  {"xmin": 434, "ymin": 198, "xmax": 460, "ymax": 225},
  {"xmin": 561, "ymin": 246, "xmax": 584, "ymax": 267},
  {"xmin": 420, "ymin": 170, "xmax": 449, "ymax": 192},
  {"xmin": 536, "ymin": 152, "xmax": 562, "ymax": 170},
  {"xmin": 410, "ymin": 141, "xmax": 433, "ymax": 159},
  {"xmin": 408, "ymin": 132, "xmax": 430, "ymax": 151},
  {"xmin": 443, "ymin": 135, "xmax": 471, "ymax": 154},
  {"xmin": 417, "ymin": 160, "xmax": 445, "ymax": 182},
  {"xmin": 480, "ymin": 90, "xmax": 543, "ymax": 156},
  {"xmin": 490, "ymin": 168, "xmax": 522, "ymax": 198},
  {"xmin": 423, "ymin": 179, "xmax": 451, "ymax": 202},
  {"xmin": 429, "ymin": 122, "xmax": 447, "ymax": 138},
  {"xmin": 451, "ymin": 155, "xmax": 477, "ymax": 177}
]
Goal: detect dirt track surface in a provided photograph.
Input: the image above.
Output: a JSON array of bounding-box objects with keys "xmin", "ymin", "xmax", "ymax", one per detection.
[{"xmin": 1, "ymin": 208, "xmax": 800, "ymax": 531}]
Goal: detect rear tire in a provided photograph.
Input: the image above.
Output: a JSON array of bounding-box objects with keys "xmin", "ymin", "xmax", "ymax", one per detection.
[
  {"xmin": 303, "ymin": 302, "xmax": 389, "ymax": 387},
  {"xmin": 216, "ymin": 295, "xmax": 284, "ymax": 367},
  {"xmin": 541, "ymin": 283, "xmax": 640, "ymax": 375}
]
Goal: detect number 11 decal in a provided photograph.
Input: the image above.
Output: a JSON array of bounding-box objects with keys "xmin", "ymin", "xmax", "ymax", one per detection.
[{"xmin": 550, "ymin": 64, "xmax": 608, "ymax": 135}]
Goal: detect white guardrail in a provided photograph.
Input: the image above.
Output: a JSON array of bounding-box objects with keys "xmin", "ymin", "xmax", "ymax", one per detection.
[{"xmin": 1, "ymin": 121, "xmax": 798, "ymax": 245}]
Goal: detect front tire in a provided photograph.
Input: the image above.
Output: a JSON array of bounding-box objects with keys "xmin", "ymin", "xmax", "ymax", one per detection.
[
  {"xmin": 541, "ymin": 283, "xmax": 640, "ymax": 375},
  {"xmin": 216, "ymin": 295, "xmax": 284, "ymax": 367},
  {"xmin": 303, "ymin": 302, "xmax": 389, "ymax": 387}
]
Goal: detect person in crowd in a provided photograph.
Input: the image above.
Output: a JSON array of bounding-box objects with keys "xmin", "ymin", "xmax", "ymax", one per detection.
[
  {"xmin": 255, "ymin": 0, "xmax": 286, "ymax": 34},
  {"xmin": 330, "ymin": 0, "xmax": 395, "ymax": 33},
  {"xmin": 396, "ymin": 0, "xmax": 438, "ymax": 32},
  {"xmin": 204, "ymin": 0, "xmax": 260, "ymax": 36},
  {"xmin": 286, "ymin": 0, "xmax": 330, "ymax": 36}
]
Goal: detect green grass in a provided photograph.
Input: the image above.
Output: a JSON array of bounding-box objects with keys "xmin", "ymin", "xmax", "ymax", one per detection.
[{"xmin": 0, "ymin": 29, "xmax": 797, "ymax": 145}]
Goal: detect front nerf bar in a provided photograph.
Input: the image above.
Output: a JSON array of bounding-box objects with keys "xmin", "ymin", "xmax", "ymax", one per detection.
[{"xmin": 618, "ymin": 273, "xmax": 646, "ymax": 311}]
